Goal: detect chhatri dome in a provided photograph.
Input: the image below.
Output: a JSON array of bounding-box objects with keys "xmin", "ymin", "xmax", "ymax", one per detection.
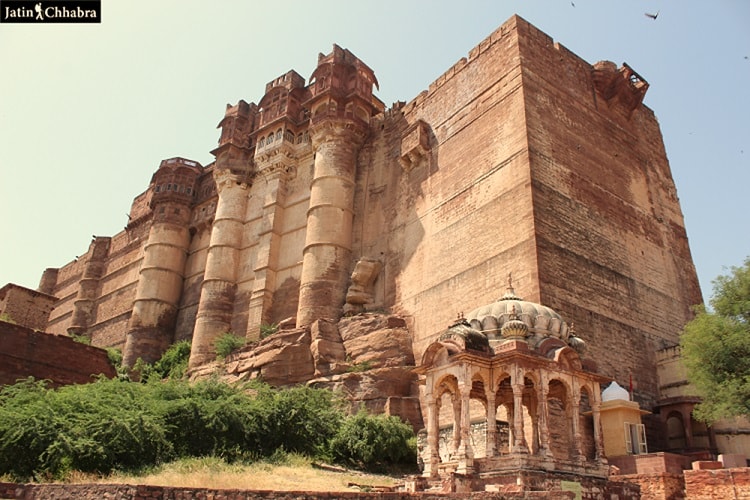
[{"xmin": 460, "ymin": 273, "xmax": 586, "ymax": 354}]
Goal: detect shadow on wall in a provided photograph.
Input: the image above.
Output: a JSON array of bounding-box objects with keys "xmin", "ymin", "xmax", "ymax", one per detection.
[{"xmin": 353, "ymin": 108, "xmax": 438, "ymax": 313}]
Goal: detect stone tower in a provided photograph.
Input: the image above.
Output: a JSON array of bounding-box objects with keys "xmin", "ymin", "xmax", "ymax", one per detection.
[
  {"xmin": 296, "ymin": 46, "xmax": 381, "ymax": 327},
  {"xmin": 122, "ymin": 158, "xmax": 202, "ymax": 366}
]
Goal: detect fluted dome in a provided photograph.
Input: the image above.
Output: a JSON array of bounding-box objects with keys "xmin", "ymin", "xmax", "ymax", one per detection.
[{"xmin": 465, "ymin": 281, "xmax": 570, "ymax": 342}]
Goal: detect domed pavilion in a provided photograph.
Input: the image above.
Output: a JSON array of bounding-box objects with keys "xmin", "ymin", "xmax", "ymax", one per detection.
[{"xmin": 415, "ymin": 275, "xmax": 612, "ymax": 489}]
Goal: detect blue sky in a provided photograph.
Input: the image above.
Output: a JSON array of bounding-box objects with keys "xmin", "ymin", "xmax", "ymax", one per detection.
[{"xmin": 0, "ymin": 0, "xmax": 748, "ymax": 304}]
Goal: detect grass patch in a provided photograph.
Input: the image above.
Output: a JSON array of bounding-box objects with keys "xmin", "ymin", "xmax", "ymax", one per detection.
[{"xmin": 98, "ymin": 455, "xmax": 398, "ymax": 492}]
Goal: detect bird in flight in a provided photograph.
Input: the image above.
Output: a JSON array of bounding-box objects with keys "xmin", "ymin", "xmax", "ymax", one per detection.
[{"xmin": 645, "ymin": 11, "xmax": 659, "ymax": 20}]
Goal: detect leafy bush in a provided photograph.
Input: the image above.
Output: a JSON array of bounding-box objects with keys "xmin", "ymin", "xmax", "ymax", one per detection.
[
  {"xmin": 329, "ymin": 408, "xmax": 417, "ymax": 471},
  {"xmin": 0, "ymin": 378, "xmax": 171, "ymax": 480},
  {"xmin": 153, "ymin": 378, "xmax": 261, "ymax": 461},
  {"xmin": 252, "ymin": 385, "xmax": 344, "ymax": 458},
  {"xmin": 105, "ymin": 347, "xmax": 122, "ymax": 368},
  {"xmin": 152, "ymin": 340, "xmax": 191, "ymax": 380},
  {"xmin": 0, "ymin": 374, "xmax": 416, "ymax": 480},
  {"xmin": 69, "ymin": 333, "xmax": 91, "ymax": 345},
  {"xmin": 214, "ymin": 332, "xmax": 246, "ymax": 359}
]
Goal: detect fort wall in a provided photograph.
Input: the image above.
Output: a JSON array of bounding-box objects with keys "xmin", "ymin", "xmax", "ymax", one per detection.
[{"xmin": 13, "ymin": 15, "xmax": 701, "ymax": 416}]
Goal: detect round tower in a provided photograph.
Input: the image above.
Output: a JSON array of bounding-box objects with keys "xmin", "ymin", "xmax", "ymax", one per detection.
[
  {"xmin": 69, "ymin": 236, "xmax": 111, "ymax": 338},
  {"xmin": 123, "ymin": 157, "xmax": 202, "ymax": 367},
  {"xmin": 296, "ymin": 45, "xmax": 383, "ymax": 327},
  {"xmin": 189, "ymin": 101, "xmax": 255, "ymax": 368}
]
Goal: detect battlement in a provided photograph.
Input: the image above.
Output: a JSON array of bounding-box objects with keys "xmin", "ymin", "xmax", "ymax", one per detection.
[
  {"xmin": 264, "ymin": 70, "xmax": 306, "ymax": 94},
  {"xmin": 159, "ymin": 157, "xmax": 203, "ymax": 170}
]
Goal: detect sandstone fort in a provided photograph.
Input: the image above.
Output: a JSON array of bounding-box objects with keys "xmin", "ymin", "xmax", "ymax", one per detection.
[{"xmin": 2, "ymin": 15, "xmax": 748, "ymax": 497}]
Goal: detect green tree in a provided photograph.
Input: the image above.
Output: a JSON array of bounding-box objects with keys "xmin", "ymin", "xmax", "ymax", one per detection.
[
  {"xmin": 681, "ymin": 257, "xmax": 750, "ymax": 422},
  {"xmin": 329, "ymin": 408, "xmax": 417, "ymax": 471}
]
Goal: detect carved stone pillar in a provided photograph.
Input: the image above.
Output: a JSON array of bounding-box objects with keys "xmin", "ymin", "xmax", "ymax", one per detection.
[
  {"xmin": 538, "ymin": 375, "xmax": 552, "ymax": 456},
  {"xmin": 592, "ymin": 400, "xmax": 604, "ymax": 461},
  {"xmin": 189, "ymin": 169, "xmax": 249, "ymax": 368},
  {"xmin": 451, "ymin": 392, "xmax": 461, "ymax": 457},
  {"xmin": 571, "ymin": 385, "xmax": 584, "ymax": 461},
  {"xmin": 682, "ymin": 408, "xmax": 695, "ymax": 448},
  {"xmin": 512, "ymin": 382, "xmax": 528, "ymax": 453},
  {"xmin": 296, "ymin": 121, "xmax": 367, "ymax": 327},
  {"xmin": 456, "ymin": 384, "xmax": 474, "ymax": 474},
  {"xmin": 485, "ymin": 389, "xmax": 497, "ymax": 458},
  {"xmin": 424, "ymin": 395, "xmax": 441, "ymax": 478}
]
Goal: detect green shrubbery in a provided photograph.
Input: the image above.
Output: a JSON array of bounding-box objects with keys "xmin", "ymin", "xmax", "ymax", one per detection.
[
  {"xmin": 329, "ymin": 408, "xmax": 417, "ymax": 471},
  {"xmin": 214, "ymin": 332, "xmax": 246, "ymax": 359},
  {"xmin": 0, "ymin": 372, "xmax": 417, "ymax": 481}
]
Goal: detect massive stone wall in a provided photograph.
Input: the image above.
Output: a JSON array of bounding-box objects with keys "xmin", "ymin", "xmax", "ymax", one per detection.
[
  {"xmin": 516, "ymin": 19, "xmax": 702, "ymax": 407},
  {"xmin": 360, "ymin": 18, "xmax": 537, "ymax": 362}
]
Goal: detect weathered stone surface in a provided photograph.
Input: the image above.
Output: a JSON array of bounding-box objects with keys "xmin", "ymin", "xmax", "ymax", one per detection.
[
  {"xmin": 224, "ymin": 328, "xmax": 314, "ymax": 386},
  {"xmin": 309, "ymin": 366, "xmax": 421, "ymax": 429},
  {"xmin": 309, "ymin": 319, "xmax": 347, "ymax": 376},
  {"xmin": 684, "ymin": 467, "xmax": 750, "ymax": 499},
  {"xmin": 338, "ymin": 314, "xmax": 415, "ymax": 368}
]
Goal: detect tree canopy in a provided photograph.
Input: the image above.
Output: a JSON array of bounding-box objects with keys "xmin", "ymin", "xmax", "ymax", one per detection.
[{"xmin": 680, "ymin": 256, "xmax": 750, "ymax": 422}]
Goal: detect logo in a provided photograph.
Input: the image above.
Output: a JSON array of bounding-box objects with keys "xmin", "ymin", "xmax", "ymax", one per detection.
[{"xmin": 1, "ymin": 0, "xmax": 101, "ymax": 23}]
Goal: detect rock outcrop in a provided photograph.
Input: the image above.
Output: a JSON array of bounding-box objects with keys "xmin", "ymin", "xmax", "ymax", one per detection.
[{"xmin": 192, "ymin": 313, "xmax": 423, "ymax": 430}]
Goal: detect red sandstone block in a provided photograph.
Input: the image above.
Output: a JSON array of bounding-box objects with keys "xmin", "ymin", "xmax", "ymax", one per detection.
[{"xmin": 691, "ymin": 460, "xmax": 723, "ymax": 470}]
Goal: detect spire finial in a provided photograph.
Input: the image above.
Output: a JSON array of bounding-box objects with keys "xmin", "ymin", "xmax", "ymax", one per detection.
[{"xmin": 498, "ymin": 272, "xmax": 522, "ymax": 301}]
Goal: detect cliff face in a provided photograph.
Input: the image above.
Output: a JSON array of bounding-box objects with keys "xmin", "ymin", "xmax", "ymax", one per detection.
[{"xmin": 22, "ymin": 16, "xmax": 698, "ymax": 417}]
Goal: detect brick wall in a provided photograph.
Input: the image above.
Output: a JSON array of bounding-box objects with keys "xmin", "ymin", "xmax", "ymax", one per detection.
[
  {"xmin": 684, "ymin": 467, "xmax": 750, "ymax": 499},
  {"xmin": 0, "ymin": 482, "xmax": 578, "ymax": 500},
  {"xmin": 0, "ymin": 284, "xmax": 56, "ymax": 331},
  {"xmin": 615, "ymin": 473, "xmax": 685, "ymax": 500},
  {"xmin": 0, "ymin": 322, "xmax": 115, "ymax": 386}
]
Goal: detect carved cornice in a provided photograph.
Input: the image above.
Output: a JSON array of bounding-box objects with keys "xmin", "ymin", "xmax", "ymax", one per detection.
[
  {"xmin": 213, "ymin": 167, "xmax": 251, "ymax": 192},
  {"xmin": 254, "ymin": 146, "xmax": 299, "ymax": 181},
  {"xmin": 308, "ymin": 118, "xmax": 369, "ymax": 149}
]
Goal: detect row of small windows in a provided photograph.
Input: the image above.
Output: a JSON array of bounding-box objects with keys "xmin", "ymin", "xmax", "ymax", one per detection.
[
  {"xmin": 154, "ymin": 184, "xmax": 192, "ymax": 195},
  {"xmin": 256, "ymin": 129, "xmax": 310, "ymax": 149},
  {"xmin": 154, "ymin": 183, "xmax": 217, "ymax": 198}
]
